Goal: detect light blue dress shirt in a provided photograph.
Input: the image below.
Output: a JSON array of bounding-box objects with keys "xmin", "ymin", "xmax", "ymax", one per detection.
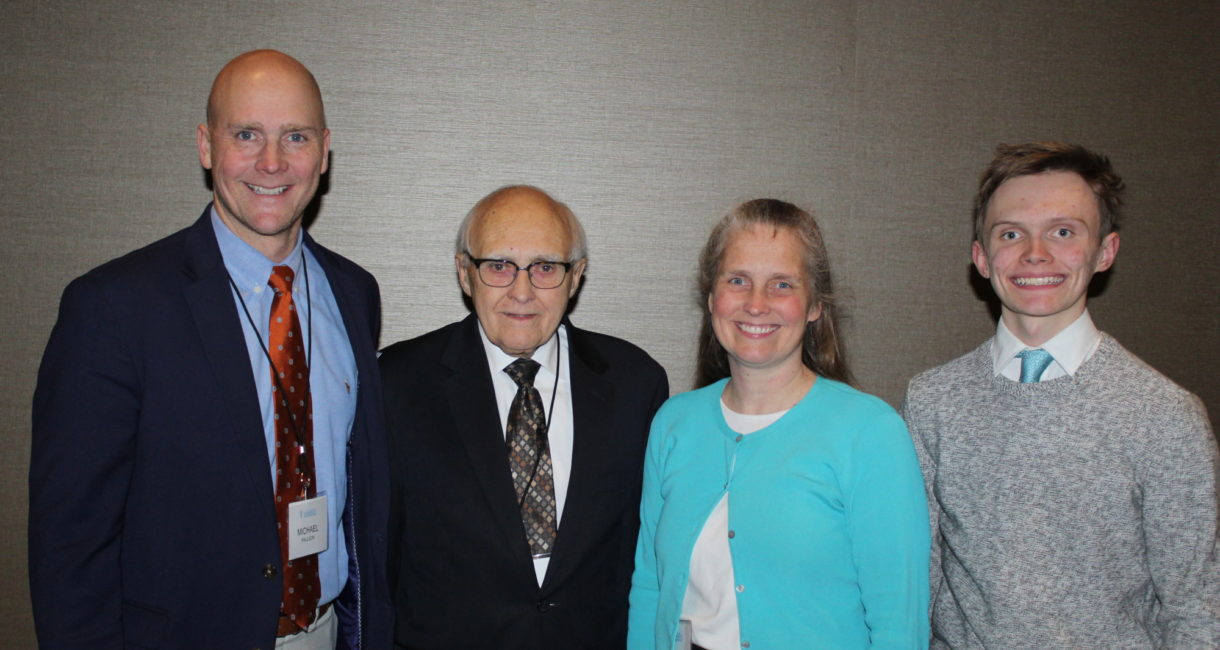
[{"xmin": 211, "ymin": 209, "xmax": 357, "ymax": 606}]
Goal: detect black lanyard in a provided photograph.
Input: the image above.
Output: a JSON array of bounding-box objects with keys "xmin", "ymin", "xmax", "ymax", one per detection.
[
  {"xmin": 517, "ymin": 332, "xmax": 562, "ymax": 507},
  {"xmin": 227, "ymin": 253, "xmax": 314, "ymax": 451}
]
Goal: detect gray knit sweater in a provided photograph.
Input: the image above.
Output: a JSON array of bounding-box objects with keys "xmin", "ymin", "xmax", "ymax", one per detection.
[{"xmin": 903, "ymin": 334, "xmax": 1219, "ymax": 649}]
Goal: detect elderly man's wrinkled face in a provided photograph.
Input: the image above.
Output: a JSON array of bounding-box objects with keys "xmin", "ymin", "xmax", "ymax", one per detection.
[{"xmin": 456, "ymin": 189, "xmax": 586, "ymax": 358}]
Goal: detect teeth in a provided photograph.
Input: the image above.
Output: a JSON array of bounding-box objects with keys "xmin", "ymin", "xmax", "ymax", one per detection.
[
  {"xmin": 738, "ymin": 323, "xmax": 778, "ymax": 334},
  {"xmin": 247, "ymin": 184, "xmax": 287, "ymax": 195},
  {"xmin": 1014, "ymin": 276, "xmax": 1063, "ymax": 286}
]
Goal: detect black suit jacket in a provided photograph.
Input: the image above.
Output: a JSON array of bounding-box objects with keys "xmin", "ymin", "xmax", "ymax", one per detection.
[
  {"xmin": 29, "ymin": 209, "xmax": 393, "ymax": 649},
  {"xmin": 380, "ymin": 314, "xmax": 668, "ymax": 649}
]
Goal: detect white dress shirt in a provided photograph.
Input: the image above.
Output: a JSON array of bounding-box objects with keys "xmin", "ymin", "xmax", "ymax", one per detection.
[
  {"xmin": 479, "ymin": 323, "xmax": 574, "ymax": 585},
  {"xmin": 991, "ymin": 310, "xmax": 1103, "ymax": 381}
]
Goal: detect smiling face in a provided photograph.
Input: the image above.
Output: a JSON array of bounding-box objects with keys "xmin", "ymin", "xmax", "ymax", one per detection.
[
  {"xmin": 197, "ymin": 51, "xmax": 330, "ymax": 262},
  {"xmin": 709, "ymin": 224, "xmax": 822, "ymax": 377},
  {"xmin": 456, "ymin": 188, "xmax": 586, "ymax": 358},
  {"xmin": 972, "ymin": 170, "xmax": 1119, "ymax": 345}
]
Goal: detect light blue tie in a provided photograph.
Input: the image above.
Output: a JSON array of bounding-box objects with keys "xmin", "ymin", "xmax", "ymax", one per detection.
[{"xmin": 1017, "ymin": 348, "xmax": 1055, "ymax": 383}]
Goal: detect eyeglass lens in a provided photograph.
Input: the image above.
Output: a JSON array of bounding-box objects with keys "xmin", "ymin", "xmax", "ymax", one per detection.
[{"xmin": 478, "ymin": 260, "xmax": 567, "ymax": 288}]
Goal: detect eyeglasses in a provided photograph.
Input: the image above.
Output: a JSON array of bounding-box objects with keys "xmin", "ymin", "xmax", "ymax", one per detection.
[{"xmin": 465, "ymin": 253, "xmax": 574, "ymax": 289}]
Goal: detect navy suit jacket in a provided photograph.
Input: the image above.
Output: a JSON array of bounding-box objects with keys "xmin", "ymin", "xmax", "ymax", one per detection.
[
  {"xmin": 380, "ymin": 314, "xmax": 668, "ymax": 649},
  {"xmin": 30, "ymin": 209, "xmax": 393, "ymax": 650}
]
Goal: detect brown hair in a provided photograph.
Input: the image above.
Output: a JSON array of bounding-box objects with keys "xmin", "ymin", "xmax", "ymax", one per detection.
[
  {"xmin": 693, "ymin": 199, "xmax": 853, "ymax": 388},
  {"xmin": 973, "ymin": 141, "xmax": 1125, "ymax": 243}
]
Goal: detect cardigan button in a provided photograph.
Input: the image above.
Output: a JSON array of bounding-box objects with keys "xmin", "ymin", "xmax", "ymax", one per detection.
[
  {"xmin": 741, "ymin": 642, "xmax": 750, "ymax": 648},
  {"xmin": 262, "ymin": 564, "xmax": 277, "ymax": 579},
  {"xmin": 735, "ymin": 584, "xmax": 745, "ymax": 593},
  {"xmin": 727, "ymin": 529, "xmax": 736, "ymax": 539},
  {"xmin": 735, "ymin": 434, "xmax": 743, "ymax": 442}
]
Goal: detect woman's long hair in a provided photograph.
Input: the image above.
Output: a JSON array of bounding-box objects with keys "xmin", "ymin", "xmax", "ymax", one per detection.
[{"xmin": 693, "ymin": 199, "xmax": 853, "ymax": 388}]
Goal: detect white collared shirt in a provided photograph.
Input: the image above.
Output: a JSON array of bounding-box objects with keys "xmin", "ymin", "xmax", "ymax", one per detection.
[
  {"xmin": 991, "ymin": 310, "xmax": 1103, "ymax": 381},
  {"xmin": 478, "ymin": 323, "xmax": 574, "ymax": 586}
]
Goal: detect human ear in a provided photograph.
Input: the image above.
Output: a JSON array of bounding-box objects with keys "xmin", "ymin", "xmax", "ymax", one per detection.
[
  {"xmin": 566, "ymin": 259, "xmax": 588, "ymax": 298},
  {"xmin": 196, "ymin": 124, "xmax": 213, "ymax": 169},
  {"xmin": 1094, "ymin": 232, "xmax": 1120, "ymax": 272},
  {"xmin": 971, "ymin": 240, "xmax": 992, "ymax": 279},
  {"xmin": 319, "ymin": 128, "xmax": 331, "ymax": 174},
  {"xmin": 455, "ymin": 254, "xmax": 473, "ymax": 297},
  {"xmin": 807, "ymin": 301, "xmax": 823, "ymax": 323}
]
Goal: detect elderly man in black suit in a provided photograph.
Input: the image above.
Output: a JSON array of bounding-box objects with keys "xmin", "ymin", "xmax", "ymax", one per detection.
[{"xmin": 380, "ymin": 185, "xmax": 668, "ymax": 648}]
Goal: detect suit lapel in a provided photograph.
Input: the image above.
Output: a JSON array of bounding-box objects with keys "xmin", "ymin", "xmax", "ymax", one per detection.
[
  {"xmin": 442, "ymin": 316, "xmax": 536, "ymax": 570},
  {"xmin": 180, "ymin": 213, "xmax": 275, "ymax": 519},
  {"xmin": 541, "ymin": 323, "xmax": 615, "ymax": 590},
  {"xmin": 304, "ymin": 235, "xmax": 378, "ymax": 444},
  {"xmin": 307, "ymin": 236, "xmax": 376, "ymax": 376},
  {"xmin": 304, "ymin": 235, "xmax": 390, "ymax": 613}
]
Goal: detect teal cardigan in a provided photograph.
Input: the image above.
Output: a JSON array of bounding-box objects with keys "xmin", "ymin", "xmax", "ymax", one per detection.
[{"xmin": 627, "ymin": 378, "xmax": 929, "ymax": 649}]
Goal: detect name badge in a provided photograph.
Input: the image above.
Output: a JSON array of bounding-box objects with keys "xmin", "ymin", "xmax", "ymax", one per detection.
[
  {"xmin": 675, "ymin": 619, "xmax": 692, "ymax": 650},
  {"xmin": 287, "ymin": 494, "xmax": 328, "ymax": 560}
]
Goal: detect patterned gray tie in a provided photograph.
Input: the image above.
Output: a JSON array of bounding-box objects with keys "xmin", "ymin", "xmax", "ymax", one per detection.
[{"xmin": 504, "ymin": 358, "xmax": 558, "ymax": 558}]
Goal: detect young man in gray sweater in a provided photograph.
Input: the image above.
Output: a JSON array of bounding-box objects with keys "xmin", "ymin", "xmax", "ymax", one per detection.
[{"xmin": 903, "ymin": 142, "xmax": 1218, "ymax": 648}]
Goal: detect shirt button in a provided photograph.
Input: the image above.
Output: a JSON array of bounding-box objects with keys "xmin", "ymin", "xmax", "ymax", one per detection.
[
  {"xmin": 262, "ymin": 564, "xmax": 277, "ymax": 579},
  {"xmin": 735, "ymin": 584, "xmax": 745, "ymax": 593},
  {"xmin": 735, "ymin": 434, "xmax": 744, "ymax": 442},
  {"xmin": 727, "ymin": 530, "xmax": 736, "ymax": 539}
]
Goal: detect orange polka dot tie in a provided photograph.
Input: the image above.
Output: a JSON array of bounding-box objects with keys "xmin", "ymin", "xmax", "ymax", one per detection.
[{"xmin": 268, "ymin": 266, "xmax": 320, "ymax": 631}]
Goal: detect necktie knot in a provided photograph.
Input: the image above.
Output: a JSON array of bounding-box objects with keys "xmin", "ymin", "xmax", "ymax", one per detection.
[
  {"xmin": 269, "ymin": 265, "xmax": 295, "ymax": 295},
  {"xmin": 505, "ymin": 358, "xmax": 541, "ymax": 388},
  {"xmin": 1017, "ymin": 348, "xmax": 1055, "ymax": 383}
]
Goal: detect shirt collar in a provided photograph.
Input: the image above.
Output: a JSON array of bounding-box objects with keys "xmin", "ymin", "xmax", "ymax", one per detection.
[
  {"xmin": 991, "ymin": 310, "xmax": 1101, "ymax": 377},
  {"xmin": 477, "ymin": 320, "xmax": 562, "ymax": 381},
  {"xmin": 210, "ymin": 204, "xmax": 305, "ymax": 296}
]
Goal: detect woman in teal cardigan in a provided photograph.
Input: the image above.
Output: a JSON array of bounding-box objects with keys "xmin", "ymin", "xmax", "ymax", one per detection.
[{"xmin": 628, "ymin": 200, "xmax": 929, "ymax": 650}]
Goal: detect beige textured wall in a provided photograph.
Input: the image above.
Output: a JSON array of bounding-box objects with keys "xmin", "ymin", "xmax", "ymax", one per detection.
[{"xmin": 2, "ymin": 1, "xmax": 1216, "ymax": 646}]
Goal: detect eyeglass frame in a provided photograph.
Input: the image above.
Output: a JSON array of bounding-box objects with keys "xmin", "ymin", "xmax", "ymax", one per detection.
[{"xmin": 463, "ymin": 252, "xmax": 576, "ymax": 289}]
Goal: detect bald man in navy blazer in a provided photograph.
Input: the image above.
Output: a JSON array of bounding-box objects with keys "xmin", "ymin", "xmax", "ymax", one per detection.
[{"xmin": 30, "ymin": 51, "xmax": 392, "ymax": 649}]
